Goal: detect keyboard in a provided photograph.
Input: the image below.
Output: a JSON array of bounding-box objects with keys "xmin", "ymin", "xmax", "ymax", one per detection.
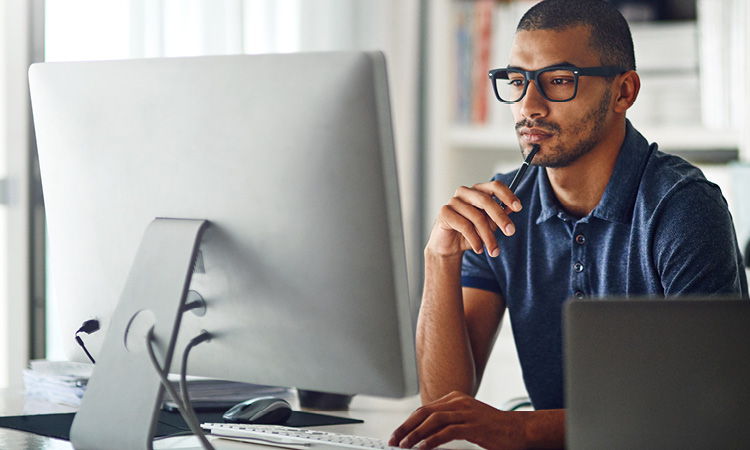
[{"xmin": 201, "ymin": 423, "xmax": 404, "ymax": 449}]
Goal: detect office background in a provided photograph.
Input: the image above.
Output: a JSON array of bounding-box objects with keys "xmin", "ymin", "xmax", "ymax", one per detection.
[{"xmin": 1, "ymin": 0, "xmax": 748, "ymax": 408}]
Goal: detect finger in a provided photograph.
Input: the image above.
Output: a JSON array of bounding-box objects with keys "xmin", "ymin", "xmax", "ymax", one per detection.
[
  {"xmin": 398, "ymin": 411, "xmax": 465, "ymax": 449},
  {"xmin": 474, "ymin": 181, "xmax": 522, "ymax": 212},
  {"xmin": 455, "ymin": 185, "xmax": 516, "ymax": 237},
  {"xmin": 389, "ymin": 394, "xmax": 466, "ymax": 447},
  {"xmin": 487, "ymin": 214, "xmax": 498, "ymax": 233},
  {"xmin": 438, "ymin": 204, "xmax": 487, "ymax": 255},
  {"xmin": 418, "ymin": 424, "xmax": 471, "ymax": 450},
  {"xmin": 389, "ymin": 404, "xmax": 435, "ymax": 446},
  {"xmin": 445, "ymin": 198, "xmax": 500, "ymax": 255}
]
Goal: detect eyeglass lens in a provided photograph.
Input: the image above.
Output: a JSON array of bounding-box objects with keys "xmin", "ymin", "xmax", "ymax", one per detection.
[{"xmin": 495, "ymin": 69, "xmax": 577, "ymax": 102}]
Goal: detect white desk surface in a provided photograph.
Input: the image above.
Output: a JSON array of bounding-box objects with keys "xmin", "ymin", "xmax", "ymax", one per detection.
[{"xmin": 0, "ymin": 388, "xmax": 482, "ymax": 449}]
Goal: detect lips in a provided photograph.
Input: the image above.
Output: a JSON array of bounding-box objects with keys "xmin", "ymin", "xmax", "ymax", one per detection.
[{"xmin": 519, "ymin": 128, "xmax": 553, "ymax": 143}]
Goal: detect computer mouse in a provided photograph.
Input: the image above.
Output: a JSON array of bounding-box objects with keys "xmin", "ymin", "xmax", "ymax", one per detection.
[{"xmin": 222, "ymin": 396, "xmax": 292, "ymax": 425}]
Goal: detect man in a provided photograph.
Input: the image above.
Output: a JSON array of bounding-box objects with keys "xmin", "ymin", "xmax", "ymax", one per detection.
[{"xmin": 389, "ymin": 0, "xmax": 748, "ymax": 449}]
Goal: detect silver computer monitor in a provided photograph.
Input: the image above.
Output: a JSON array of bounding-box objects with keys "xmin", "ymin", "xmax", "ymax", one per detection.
[{"xmin": 30, "ymin": 51, "xmax": 418, "ymax": 448}]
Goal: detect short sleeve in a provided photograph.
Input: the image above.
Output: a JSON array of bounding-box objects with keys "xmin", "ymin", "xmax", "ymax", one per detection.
[
  {"xmin": 461, "ymin": 247, "xmax": 502, "ymax": 293},
  {"xmin": 653, "ymin": 181, "xmax": 748, "ymax": 297}
]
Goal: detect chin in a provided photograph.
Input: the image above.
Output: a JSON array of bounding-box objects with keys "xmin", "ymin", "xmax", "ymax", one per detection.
[{"xmin": 534, "ymin": 147, "xmax": 586, "ymax": 168}]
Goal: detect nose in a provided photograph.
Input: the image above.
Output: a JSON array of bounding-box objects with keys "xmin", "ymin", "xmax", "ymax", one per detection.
[{"xmin": 517, "ymin": 80, "xmax": 549, "ymax": 120}]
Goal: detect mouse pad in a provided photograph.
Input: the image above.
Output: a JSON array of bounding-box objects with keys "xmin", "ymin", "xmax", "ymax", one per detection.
[{"xmin": 0, "ymin": 410, "xmax": 363, "ymax": 441}]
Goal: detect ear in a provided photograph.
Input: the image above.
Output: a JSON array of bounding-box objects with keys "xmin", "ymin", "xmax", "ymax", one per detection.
[{"xmin": 613, "ymin": 71, "xmax": 640, "ymax": 113}]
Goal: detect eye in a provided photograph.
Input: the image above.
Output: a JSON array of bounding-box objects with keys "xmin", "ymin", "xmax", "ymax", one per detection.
[
  {"xmin": 507, "ymin": 79, "xmax": 524, "ymax": 87},
  {"xmin": 541, "ymin": 70, "xmax": 576, "ymax": 87},
  {"xmin": 550, "ymin": 77, "xmax": 574, "ymax": 85}
]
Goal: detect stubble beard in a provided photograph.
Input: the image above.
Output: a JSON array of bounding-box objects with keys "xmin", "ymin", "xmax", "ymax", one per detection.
[{"xmin": 517, "ymin": 88, "xmax": 612, "ymax": 168}]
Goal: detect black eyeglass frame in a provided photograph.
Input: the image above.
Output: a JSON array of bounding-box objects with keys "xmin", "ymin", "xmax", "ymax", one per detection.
[{"xmin": 488, "ymin": 65, "xmax": 627, "ymax": 103}]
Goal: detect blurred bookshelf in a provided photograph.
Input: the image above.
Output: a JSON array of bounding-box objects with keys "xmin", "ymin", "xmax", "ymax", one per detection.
[
  {"xmin": 449, "ymin": 125, "xmax": 739, "ymax": 160},
  {"xmin": 425, "ymin": 0, "xmax": 748, "ymax": 222}
]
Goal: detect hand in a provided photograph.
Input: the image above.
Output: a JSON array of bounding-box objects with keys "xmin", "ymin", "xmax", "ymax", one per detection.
[
  {"xmin": 426, "ymin": 181, "xmax": 521, "ymax": 259},
  {"xmin": 389, "ymin": 391, "xmax": 527, "ymax": 450}
]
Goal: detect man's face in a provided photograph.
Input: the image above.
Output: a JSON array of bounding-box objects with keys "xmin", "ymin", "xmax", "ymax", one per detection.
[{"xmin": 509, "ymin": 26, "xmax": 614, "ymax": 167}]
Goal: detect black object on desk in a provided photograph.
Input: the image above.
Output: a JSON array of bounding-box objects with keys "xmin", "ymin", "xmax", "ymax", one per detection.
[
  {"xmin": 298, "ymin": 389, "xmax": 354, "ymax": 410},
  {"xmin": 0, "ymin": 409, "xmax": 363, "ymax": 441}
]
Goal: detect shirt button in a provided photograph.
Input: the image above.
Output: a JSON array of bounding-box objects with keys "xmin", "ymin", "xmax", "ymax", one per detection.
[
  {"xmin": 575, "ymin": 234, "xmax": 586, "ymax": 245},
  {"xmin": 574, "ymin": 262, "xmax": 584, "ymax": 273},
  {"xmin": 574, "ymin": 290, "xmax": 585, "ymax": 299}
]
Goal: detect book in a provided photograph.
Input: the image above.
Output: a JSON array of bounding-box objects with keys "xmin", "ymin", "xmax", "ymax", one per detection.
[
  {"xmin": 455, "ymin": 1, "xmax": 474, "ymax": 124},
  {"xmin": 471, "ymin": 0, "xmax": 494, "ymax": 124}
]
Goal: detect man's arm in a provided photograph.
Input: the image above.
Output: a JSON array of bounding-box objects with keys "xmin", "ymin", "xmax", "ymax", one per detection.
[
  {"xmin": 415, "ymin": 180, "xmax": 520, "ymax": 402},
  {"xmin": 392, "ymin": 179, "xmax": 567, "ymax": 449},
  {"xmin": 417, "ymin": 250, "xmax": 505, "ymax": 402},
  {"xmin": 413, "ymin": 250, "xmax": 566, "ymax": 449}
]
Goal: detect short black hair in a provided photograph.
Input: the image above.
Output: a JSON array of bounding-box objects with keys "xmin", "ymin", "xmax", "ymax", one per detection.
[{"xmin": 517, "ymin": 0, "xmax": 636, "ymax": 71}]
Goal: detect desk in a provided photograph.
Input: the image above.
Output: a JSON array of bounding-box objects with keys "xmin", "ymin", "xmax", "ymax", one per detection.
[{"xmin": 0, "ymin": 388, "xmax": 482, "ymax": 449}]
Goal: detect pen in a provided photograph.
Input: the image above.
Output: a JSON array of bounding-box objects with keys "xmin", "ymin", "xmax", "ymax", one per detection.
[{"xmin": 500, "ymin": 143, "xmax": 540, "ymax": 209}]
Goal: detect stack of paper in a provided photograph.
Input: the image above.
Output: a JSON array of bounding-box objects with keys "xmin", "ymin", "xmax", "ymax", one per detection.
[
  {"xmin": 23, "ymin": 360, "xmax": 92, "ymax": 407},
  {"xmin": 23, "ymin": 359, "xmax": 292, "ymax": 411}
]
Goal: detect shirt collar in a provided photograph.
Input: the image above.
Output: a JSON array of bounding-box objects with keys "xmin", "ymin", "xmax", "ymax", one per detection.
[{"xmin": 535, "ymin": 120, "xmax": 652, "ymax": 225}]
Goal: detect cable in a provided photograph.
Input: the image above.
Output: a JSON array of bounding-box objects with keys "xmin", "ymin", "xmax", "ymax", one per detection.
[
  {"xmin": 74, "ymin": 319, "xmax": 100, "ymax": 364},
  {"xmin": 145, "ymin": 327, "xmax": 214, "ymax": 449},
  {"xmin": 179, "ymin": 330, "xmax": 214, "ymax": 448},
  {"xmin": 145, "ymin": 326, "xmax": 215, "ymax": 450},
  {"xmin": 76, "ymin": 319, "xmax": 100, "ymax": 334},
  {"xmin": 75, "ymin": 335, "xmax": 96, "ymax": 364}
]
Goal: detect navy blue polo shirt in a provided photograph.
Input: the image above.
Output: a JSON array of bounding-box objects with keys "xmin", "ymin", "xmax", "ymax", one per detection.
[{"xmin": 461, "ymin": 120, "xmax": 748, "ymax": 410}]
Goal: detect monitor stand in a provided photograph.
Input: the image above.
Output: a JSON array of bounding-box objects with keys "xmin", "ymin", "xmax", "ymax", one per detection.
[{"xmin": 70, "ymin": 218, "xmax": 208, "ymax": 450}]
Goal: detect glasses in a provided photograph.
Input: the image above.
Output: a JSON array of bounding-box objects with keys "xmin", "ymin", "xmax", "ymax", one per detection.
[{"xmin": 488, "ymin": 65, "xmax": 626, "ymax": 103}]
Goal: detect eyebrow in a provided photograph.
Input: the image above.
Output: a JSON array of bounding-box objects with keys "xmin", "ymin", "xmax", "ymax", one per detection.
[{"xmin": 507, "ymin": 61, "xmax": 577, "ymax": 70}]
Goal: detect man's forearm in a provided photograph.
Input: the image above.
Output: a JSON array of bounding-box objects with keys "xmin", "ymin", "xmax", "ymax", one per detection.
[
  {"xmin": 417, "ymin": 250, "xmax": 477, "ymax": 403},
  {"xmin": 521, "ymin": 409, "xmax": 566, "ymax": 449}
]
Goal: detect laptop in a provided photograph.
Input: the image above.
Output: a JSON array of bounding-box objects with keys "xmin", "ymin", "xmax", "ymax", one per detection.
[{"xmin": 564, "ymin": 298, "xmax": 750, "ymax": 449}]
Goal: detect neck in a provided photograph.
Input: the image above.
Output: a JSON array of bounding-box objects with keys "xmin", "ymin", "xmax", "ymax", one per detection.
[{"xmin": 545, "ymin": 119, "xmax": 626, "ymax": 218}]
